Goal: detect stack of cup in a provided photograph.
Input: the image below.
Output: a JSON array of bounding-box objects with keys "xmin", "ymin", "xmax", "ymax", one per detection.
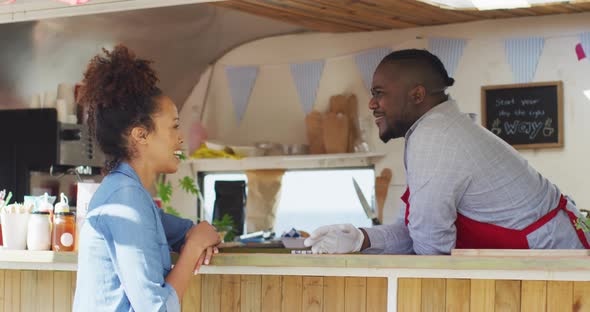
[
  {"xmin": 57, "ymin": 83, "xmax": 77, "ymax": 124},
  {"xmin": 43, "ymin": 91, "xmax": 57, "ymax": 109},
  {"xmin": 30, "ymin": 94, "xmax": 42, "ymax": 108},
  {"xmin": 1, "ymin": 203, "xmax": 32, "ymax": 250},
  {"xmin": 56, "ymin": 99, "xmax": 68, "ymax": 123}
]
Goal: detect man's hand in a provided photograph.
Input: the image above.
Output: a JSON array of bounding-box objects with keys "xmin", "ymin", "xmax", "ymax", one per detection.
[{"xmin": 303, "ymin": 224, "xmax": 364, "ymax": 254}]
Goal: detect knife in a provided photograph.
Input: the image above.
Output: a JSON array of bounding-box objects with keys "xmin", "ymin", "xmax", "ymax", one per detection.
[{"xmin": 352, "ymin": 178, "xmax": 381, "ymax": 225}]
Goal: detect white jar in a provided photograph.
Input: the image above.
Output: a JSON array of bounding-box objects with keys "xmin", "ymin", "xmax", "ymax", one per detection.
[{"xmin": 27, "ymin": 211, "xmax": 52, "ymax": 251}]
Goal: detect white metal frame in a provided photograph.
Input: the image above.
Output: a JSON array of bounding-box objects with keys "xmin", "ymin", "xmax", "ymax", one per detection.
[{"xmin": 0, "ymin": 0, "xmax": 222, "ymax": 24}]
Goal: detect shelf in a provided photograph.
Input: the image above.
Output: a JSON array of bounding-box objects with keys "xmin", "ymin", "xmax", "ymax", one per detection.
[{"xmin": 185, "ymin": 152, "xmax": 385, "ymax": 172}]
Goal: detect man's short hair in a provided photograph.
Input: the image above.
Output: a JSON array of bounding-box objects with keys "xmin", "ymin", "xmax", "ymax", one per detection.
[{"xmin": 379, "ymin": 49, "xmax": 455, "ymax": 89}]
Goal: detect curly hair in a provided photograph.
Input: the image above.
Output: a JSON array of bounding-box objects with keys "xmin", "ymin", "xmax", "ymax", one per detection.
[{"xmin": 79, "ymin": 45, "xmax": 162, "ymax": 172}]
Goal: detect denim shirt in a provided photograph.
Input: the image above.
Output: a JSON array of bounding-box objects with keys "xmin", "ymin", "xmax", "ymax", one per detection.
[{"xmin": 73, "ymin": 162, "xmax": 193, "ymax": 312}]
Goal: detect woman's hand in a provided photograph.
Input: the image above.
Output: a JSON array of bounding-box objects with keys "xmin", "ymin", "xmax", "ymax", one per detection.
[
  {"xmin": 182, "ymin": 221, "xmax": 220, "ymax": 265},
  {"xmin": 193, "ymin": 246, "xmax": 219, "ymax": 273}
]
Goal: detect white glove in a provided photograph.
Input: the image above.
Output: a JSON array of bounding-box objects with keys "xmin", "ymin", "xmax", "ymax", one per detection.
[{"xmin": 303, "ymin": 224, "xmax": 364, "ymax": 254}]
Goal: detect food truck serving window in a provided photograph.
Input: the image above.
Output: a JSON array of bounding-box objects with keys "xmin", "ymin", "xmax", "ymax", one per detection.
[{"xmin": 202, "ymin": 169, "xmax": 374, "ymax": 235}]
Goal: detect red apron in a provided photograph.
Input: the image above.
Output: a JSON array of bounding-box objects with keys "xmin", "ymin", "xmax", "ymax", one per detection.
[{"xmin": 401, "ymin": 187, "xmax": 590, "ymax": 249}]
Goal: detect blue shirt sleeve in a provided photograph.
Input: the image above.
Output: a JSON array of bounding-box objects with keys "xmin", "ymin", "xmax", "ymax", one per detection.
[
  {"xmin": 158, "ymin": 210, "xmax": 193, "ymax": 253},
  {"xmin": 95, "ymin": 186, "xmax": 181, "ymax": 312}
]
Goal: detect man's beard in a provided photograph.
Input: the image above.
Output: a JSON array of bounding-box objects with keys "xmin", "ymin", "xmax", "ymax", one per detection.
[{"xmin": 379, "ymin": 119, "xmax": 410, "ymax": 143}]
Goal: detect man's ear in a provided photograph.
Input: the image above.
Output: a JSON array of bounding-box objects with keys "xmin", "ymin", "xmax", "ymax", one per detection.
[
  {"xmin": 130, "ymin": 127, "xmax": 149, "ymax": 145},
  {"xmin": 409, "ymin": 85, "xmax": 426, "ymax": 105}
]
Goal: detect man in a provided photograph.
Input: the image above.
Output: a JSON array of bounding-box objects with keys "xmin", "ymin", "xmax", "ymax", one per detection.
[{"xmin": 304, "ymin": 49, "xmax": 589, "ymax": 255}]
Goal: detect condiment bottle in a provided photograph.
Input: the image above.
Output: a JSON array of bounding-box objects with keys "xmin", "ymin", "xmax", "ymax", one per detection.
[
  {"xmin": 27, "ymin": 211, "xmax": 51, "ymax": 251},
  {"xmin": 54, "ymin": 193, "xmax": 69, "ymax": 213},
  {"xmin": 52, "ymin": 212, "xmax": 75, "ymax": 252},
  {"xmin": 38, "ymin": 193, "xmax": 54, "ymax": 221}
]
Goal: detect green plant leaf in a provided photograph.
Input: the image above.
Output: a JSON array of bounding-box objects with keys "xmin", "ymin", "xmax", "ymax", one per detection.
[
  {"xmin": 179, "ymin": 176, "xmax": 200, "ymax": 196},
  {"xmin": 164, "ymin": 205, "xmax": 181, "ymax": 217},
  {"xmin": 576, "ymin": 217, "xmax": 590, "ymax": 233},
  {"xmin": 213, "ymin": 214, "xmax": 236, "ymax": 242},
  {"xmin": 224, "ymin": 231, "xmax": 235, "ymax": 242},
  {"xmin": 156, "ymin": 180, "xmax": 173, "ymax": 204},
  {"xmin": 213, "ymin": 214, "xmax": 235, "ymax": 228}
]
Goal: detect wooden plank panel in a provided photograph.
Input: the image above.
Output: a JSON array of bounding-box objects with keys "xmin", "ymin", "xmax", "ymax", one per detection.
[
  {"xmin": 4, "ymin": 271, "xmax": 21, "ymax": 312},
  {"xmin": 241, "ymin": 275, "xmax": 262, "ymax": 312},
  {"xmin": 218, "ymin": 0, "xmax": 590, "ymax": 32},
  {"xmin": 281, "ymin": 0, "xmax": 416, "ymax": 29},
  {"xmin": 470, "ymin": 279, "xmax": 495, "ymax": 312},
  {"xmin": 323, "ymin": 276, "xmax": 345, "ymax": 312},
  {"xmin": 220, "ymin": 275, "xmax": 241, "ymax": 312},
  {"xmin": 213, "ymin": 2, "xmax": 359, "ymax": 32},
  {"xmin": 574, "ymin": 282, "xmax": 590, "ymax": 312},
  {"xmin": 366, "ymin": 277, "xmax": 387, "ymax": 312},
  {"xmin": 261, "ymin": 275, "xmax": 282, "ymax": 312},
  {"xmin": 20, "ymin": 271, "xmax": 37, "ymax": 312},
  {"xmin": 547, "ymin": 281, "xmax": 573, "ymax": 312},
  {"xmin": 282, "ymin": 276, "xmax": 303, "ymax": 312},
  {"xmin": 182, "ymin": 275, "xmax": 202, "ymax": 312},
  {"xmin": 302, "ymin": 276, "xmax": 323, "ymax": 312},
  {"xmin": 521, "ymin": 280, "xmax": 546, "ymax": 312},
  {"xmin": 37, "ymin": 271, "xmax": 54, "ymax": 312},
  {"xmin": 495, "ymin": 280, "xmax": 520, "ymax": 312},
  {"xmin": 71, "ymin": 271, "xmax": 77, "ymax": 306},
  {"xmin": 54, "ymin": 271, "xmax": 72, "ymax": 312},
  {"xmin": 0, "ymin": 270, "xmax": 4, "ymax": 312},
  {"xmin": 398, "ymin": 278, "xmax": 421, "ymax": 312},
  {"xmin": 421, "ymin": 278, "xmax": 445, "ymax": 312},
  {"xmin": 201, "ymin": 274, "xmax": 222, "ymax": 312},
  {"xmin": 446, "ymin": 279, "xmax": 469, "ymax": 312},
  {"xmin": 344, "ymin": 277, "xmax": 366, "ymax": 312}
]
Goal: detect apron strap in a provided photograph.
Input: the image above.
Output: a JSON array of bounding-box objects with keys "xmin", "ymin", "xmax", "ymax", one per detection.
[
  {"xmin": 521, "ymin": 196, "xmax": 566, "ymax": 236},
  {"xmin": 521, "ymin": 195, "xmax": 590, "ymax": 249},
  {"xmin": 402, "ymin": 187, "xmax": 410, "ymax": 226}
]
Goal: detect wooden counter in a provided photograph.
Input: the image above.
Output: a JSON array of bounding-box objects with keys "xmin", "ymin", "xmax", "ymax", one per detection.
[{"xmin": 1, "ymin": 250, "xmax": 589, "ymax": 311}]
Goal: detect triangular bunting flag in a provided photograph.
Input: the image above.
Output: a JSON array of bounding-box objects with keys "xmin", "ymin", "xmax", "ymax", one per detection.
[
  {"xmin": 225, "ymin": 66, "xmax": 258, "ymax": 123},
  {"xmin": 580, "ymin": 32, "xmax": 590, "ymax": 60},
  {"xmin": 354, "ymin": 47, "xmax": 392, "ymax": 91},
  {"xmin": 428, "ymin": 38, "xmax": 467, "ymax": 78},
  {"xmin": 576, "ymin": 43, "xmax": 586, "ymax": 61},
  {"xmin": 290, "ymin": 60, "xmax": 325, "ymax": 114},
  {"xmin": 505, "ymin": 37, "xmax": 545, "ymax": 83}
]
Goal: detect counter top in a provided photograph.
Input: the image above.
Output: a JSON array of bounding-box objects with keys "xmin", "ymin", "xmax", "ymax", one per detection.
[
  {"xmin": 0, "ymin": 249, "xmax": 589, "ymax": 276},
  {"xmin": 0, "ymin": 250, "xmax": 77, "ymax": 271}
]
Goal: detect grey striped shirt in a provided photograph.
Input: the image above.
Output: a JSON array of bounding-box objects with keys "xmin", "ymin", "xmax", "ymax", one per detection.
[{"xmin": 363, "ymin": 98, "xmax": 587, "ymax": 255}]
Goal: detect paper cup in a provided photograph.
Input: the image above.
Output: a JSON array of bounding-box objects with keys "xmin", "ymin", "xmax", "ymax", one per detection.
[
  {"xmin": 43, "ymin": 91, "xmax": 56, "ymax": 109},
  {"xmin": 57, "ymin": 83, "xmax": 75, "ymax": 114},
  {"xmin": 31, "ymin": 94, "xmax": 42, "ymax": 108},
  {"xmin": 56, "ymin": 99, "xmax": 68, "ymax": 123},
  {"xmin": 1, "ymin": 213, "xmax": 31, "ymax": 250}
]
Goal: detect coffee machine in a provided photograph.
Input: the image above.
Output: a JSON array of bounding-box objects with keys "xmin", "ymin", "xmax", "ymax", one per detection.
[{"xmin": 0, "ymin": 108, "xmax": 104, "ymax": 203}]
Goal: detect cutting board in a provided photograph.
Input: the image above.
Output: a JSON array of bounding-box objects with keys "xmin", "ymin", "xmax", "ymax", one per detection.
[
  {"xmin": 375, "ymin": 168, "xmax": 392, "ymax": 223},
  {"xmin": 322, "ymin": 112, "xmax": 349, "ymax": 153},
  {"xmin": 305, "ymin": 110, "xmax": 325, "ymax": 154}
]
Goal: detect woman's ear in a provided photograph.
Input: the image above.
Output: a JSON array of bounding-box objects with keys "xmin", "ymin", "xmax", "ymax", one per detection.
[{"xmin": 130, "ymin": 127, "xmax": 149, "ymax": 145}]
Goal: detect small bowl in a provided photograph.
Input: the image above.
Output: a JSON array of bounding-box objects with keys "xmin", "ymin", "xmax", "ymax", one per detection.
[
  {"xmin": 230, "ymin": 146, "xmax": 258, "ymax": 157},
  {"xmin": 255, "ymin": 142, "xmax": 284, "ymax": 156},
  {"xmin": 281, "ymin": 237, "xmax": 307, "ymax": 249},
  {"xmin": 282, "ymin": 144, "xmax": 309, "ymax": 155}
]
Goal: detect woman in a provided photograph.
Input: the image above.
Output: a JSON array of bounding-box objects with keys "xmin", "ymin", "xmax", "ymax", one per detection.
[{"xmin": 73, "ymin": 45, "xmax": 220, "ymax": 312}]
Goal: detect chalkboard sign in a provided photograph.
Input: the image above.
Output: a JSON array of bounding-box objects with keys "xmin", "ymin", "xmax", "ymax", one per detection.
[{"xmin": 481, "ymin": 81, "xmax": 563, "ymax": 149}]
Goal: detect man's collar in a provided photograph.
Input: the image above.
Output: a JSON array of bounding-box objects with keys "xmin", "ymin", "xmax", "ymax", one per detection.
[{"xmin": 404, "ymin": 97, "xmax": 458, "ymax": 140}]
